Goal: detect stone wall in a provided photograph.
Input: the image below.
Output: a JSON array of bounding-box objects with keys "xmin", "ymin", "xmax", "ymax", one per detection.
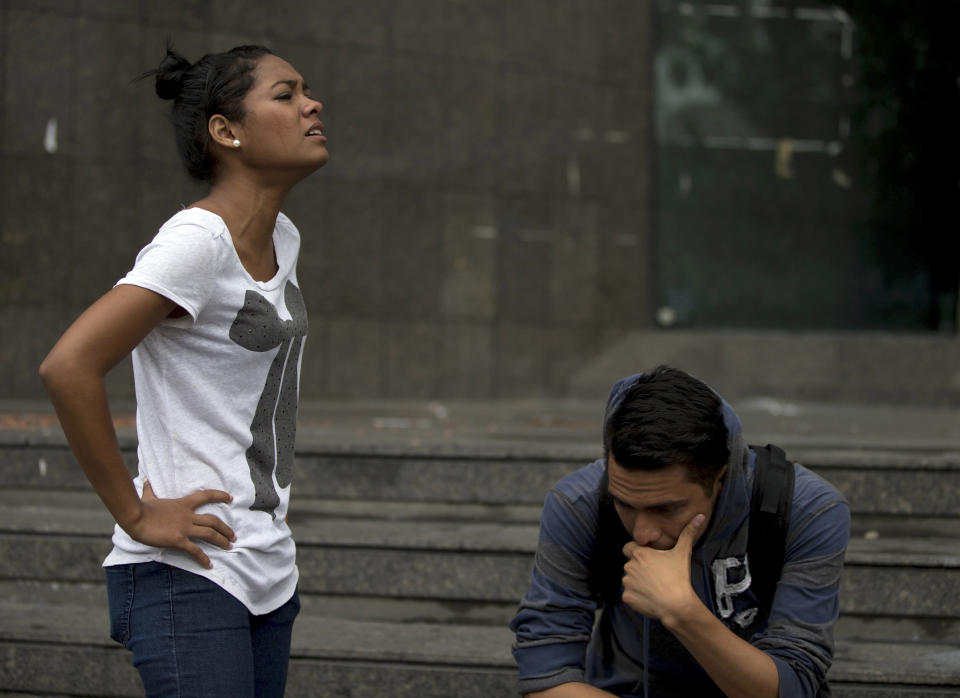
[{"xmin": 0, "ymin": 0, "xmax": 655, "ymax": 400}]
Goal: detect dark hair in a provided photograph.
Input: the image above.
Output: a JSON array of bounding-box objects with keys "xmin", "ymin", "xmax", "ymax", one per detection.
[
  {"xmin": 602, "ymin": 365, "xmax": 729, "ymax": 492},
  {"xmin": 146, "ymin": 42, "xmax": 274, "ymax": 182}
]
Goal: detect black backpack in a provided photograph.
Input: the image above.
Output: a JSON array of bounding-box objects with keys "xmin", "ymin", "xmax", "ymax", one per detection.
[
  {"xmin": 590, "ymin": 444, "xmax": 795, "ymax": 632},
  {"xmin": 746, "ymin": 444, "xmax": 795, "ymax": 627}
]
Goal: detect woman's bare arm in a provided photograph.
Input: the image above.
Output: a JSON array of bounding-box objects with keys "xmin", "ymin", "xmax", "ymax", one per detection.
[
  {"xmin": 527, "ymin": 684, "xmax": 617, "ymax": 697},
  {"xmin": 39, "ymin": 285, "xmax": 235, "ymax": 568}
]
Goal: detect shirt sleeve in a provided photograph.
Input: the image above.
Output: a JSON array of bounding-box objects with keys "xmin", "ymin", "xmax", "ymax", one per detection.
[
  {"xmin": 510, "ymin": 486, "xmax": 601, "ymax": 695},
  {"xmin": 751, "ymin": 466, "xmax": 852, "ymax": 698},
  {"xmin": 115, "ymin": 221, "xmax": 223, "ymax": 323}
]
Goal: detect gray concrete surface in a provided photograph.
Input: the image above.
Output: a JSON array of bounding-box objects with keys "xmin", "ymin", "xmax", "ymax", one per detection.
[
  {"xmin": 3, "ymin": 391, "xmax": 959, "ymax": 452},
  {"xmin": 2, "ymin": 584, "xmax": 959, "ymax": 697},
  {"xmin": 568, "ymin": 330, "xmax": 960, "ymax": 405},
  {"xmin": 1, "ymin": 397, "xmax": 958, "ymax": 696}
]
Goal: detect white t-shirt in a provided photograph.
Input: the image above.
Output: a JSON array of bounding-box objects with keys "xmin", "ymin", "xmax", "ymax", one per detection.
[{"xmin": 103, "ymin": 207, "xmax": 307, "ymax": 615}]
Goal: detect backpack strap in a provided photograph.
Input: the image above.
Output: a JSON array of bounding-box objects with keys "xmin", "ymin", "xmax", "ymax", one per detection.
[{"xmin": 747, "ymin": 444, "xmax": 795, "ymax": 630}]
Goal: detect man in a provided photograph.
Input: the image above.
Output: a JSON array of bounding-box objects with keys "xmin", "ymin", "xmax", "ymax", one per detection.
[{"xmin": 511, "ymin": 366, "xmax": 850, "ymax": 697}]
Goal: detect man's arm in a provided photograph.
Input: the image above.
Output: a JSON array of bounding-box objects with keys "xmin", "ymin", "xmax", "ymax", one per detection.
[
  {"xmin": 750, "ymin": 470, "xmax": 851, "ymax": 696},
  {"xmin": 511, "ymin": 480, "xmax": 603, "ymax": 695},
  {"xmin": 621, "ymin": 515, "xmax": 779, "ymax": 698},
  {"xmin": 661, "ymin": 596, "xmax": 779, "ymax": 698}
]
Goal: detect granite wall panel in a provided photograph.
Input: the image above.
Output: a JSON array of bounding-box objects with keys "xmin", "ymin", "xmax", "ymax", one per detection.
[
  {"xmin": 394, "ymin": 0, "xmax": 502, "ymax": 63},
  {"xmin": 381, "ymin": 185, "xmax": 444, "ymax": 320},
  {"xmin": 441, "ymin": 322, "xmax": 494, "ymax": 398},
  {"xmin": 282, "ymin": 170, "xmax": 328, "ymax": 243},
  {"xmin": 210, "ymin": 0, "xmax": 333, "ymax": 45},
  {"xmin": 0, "ymin": 305, "xmax": 65, "ymax": 399},
  {"xmin": 549, "ymin": 201, "xmax": 599, "ymax": 326},
  {"xmin": 597, "ymin": 204, "xmax": 651, "ymax": 328},
  {"xmin": 333, "ymin": 0, "xmax": 387, "ymax": 49},
  {"xmin": 383, "ymin": 55, "xmax": 447, "ymax": 184},
  {"xmin": 6, "ymin": 0, "xmax": 75, "ymax": 13},
  {"xmin": 74, "ymin": 18, "xmax": 142, "ymax": 163},
  {"xmin": 0, "ymin": 2, "xmax": 5, "ymax": 157},
  {"xmin": 1, "ymin": 2, "xmax": 657, "ymax": 400},
  {"xmin": 596, "ymin": 0, "xmax": 654, "ymax": 83},
  {"xmin": 75, "ymin": 0, "xmax": 140, "ymax": 21},
  {"xmin": 548, "ymin": 326, "xmax": 602, "ymax": 395},
  {"xmin": 0, "ymin": 158, "xmax": 71, "ymax": 305},
  {"xmin": 502, "ymin": 0, "xmax": 599, "ymax": 79},
  {"xmin": 21, "ymin": 335, "xmax": 135, "ymax": 403},
  {"xmin": 324, "ymin": 47, "xmax": 387, "ymax": 182},
  {"xmin": 444, "ymin": 63, "xmax": 499, "ymax": 190},
  {"xmin": 136, "ymin": 164, "xmax": 205, "ymax": 226},
  {"xmin": 497, "ymin": 71, "xmax": 568, "ymax": 195},
  {"xmin": 142, "ymin": 0, "xmax": 211, "ymax": 29},
  {"xmin": 71, "ymin": 162, "xmax": 142, "ymax": 307},
  {"xmin": 441, "ymin": 193, "xmax": 497, "ymax": 321},
  {"xmin": 580, "ymin": 85, "xmax": 651, "ymax": 204},
  {"xmin": 384, "ymin": 321, "xmax": 442, "ymax": 397},
  {"xmin": 0, "ymin": 0, "xmax": 8, "ymax": 98},
  {"xmin": 326, "ymin": 319, "xmax": 382, "ymax": 397},
  {"xmin": 495, "ymin": 324, "xmax": 549, "ymax": 396},
  {"xmin": 3, "ymin": 9, "xmax": 76, "ymax": 157},
  {"xmin": 496, "ymin": 197, "xmax": 552, "ymax": 323},
  {"xmin": 311, "ymin": 181, "xmax": 384, "ymax": 318}
]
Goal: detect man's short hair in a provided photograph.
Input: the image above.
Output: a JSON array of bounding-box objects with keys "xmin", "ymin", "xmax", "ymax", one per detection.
[{"xmin": 602, "ymin": 365, "xmax": 730, "ymax": 492}]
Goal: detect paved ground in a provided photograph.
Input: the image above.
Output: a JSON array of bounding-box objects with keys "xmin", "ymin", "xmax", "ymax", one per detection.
[{"xmin": 2, "ymin": 396, "xmax": 958, "ymax": 453}]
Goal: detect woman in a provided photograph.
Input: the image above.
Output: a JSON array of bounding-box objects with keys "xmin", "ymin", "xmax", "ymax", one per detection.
[{"xmin": 39, "ymin": 43, "xmax": 327, "ymax": 696}]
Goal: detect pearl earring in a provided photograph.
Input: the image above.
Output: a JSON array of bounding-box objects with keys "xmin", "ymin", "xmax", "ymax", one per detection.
[{"xmin": 232, "ymin": 139, "xmax": 240, "ymax": 148}]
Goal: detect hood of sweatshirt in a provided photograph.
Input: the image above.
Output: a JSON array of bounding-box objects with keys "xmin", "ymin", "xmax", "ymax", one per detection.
[
  {"xmin": 599, "ymin": 373, "xmax": 759, "ymax": 695},
  {"xmin": 602, "ymin": 372, "xmax": 753, "ymax": 585}
]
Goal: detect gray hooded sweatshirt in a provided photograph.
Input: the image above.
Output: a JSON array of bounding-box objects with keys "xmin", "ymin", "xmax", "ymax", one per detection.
[{"xmin": 510, "ymin": 373, "xmax": 850, "ymax": 697}]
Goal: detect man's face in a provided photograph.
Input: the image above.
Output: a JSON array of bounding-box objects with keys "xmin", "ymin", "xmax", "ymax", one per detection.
[{"xmin": 607, "ymin": 455, "xmax": 727, "ymax": 550}]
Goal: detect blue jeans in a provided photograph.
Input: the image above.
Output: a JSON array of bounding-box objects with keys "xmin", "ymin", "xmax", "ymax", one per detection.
[{"xmin": 106, "ymin": 562, "xmax": 300, "ymax": 698}]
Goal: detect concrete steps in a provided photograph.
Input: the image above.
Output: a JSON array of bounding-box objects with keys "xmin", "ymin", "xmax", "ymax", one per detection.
[
  {"xmin": 2, "ymin": 489, "xmax": 959, "ymax": 614},
  {"xmin": 2, "ymin": 578, "xmax": 960, "ymax": 697},
  {"xmin": 1, "ymin": 433, "xmax": 959, "ymax": 696},
  {"xmin": 566, "ymin": 329, "xmax": 960, "ymax": 405}
]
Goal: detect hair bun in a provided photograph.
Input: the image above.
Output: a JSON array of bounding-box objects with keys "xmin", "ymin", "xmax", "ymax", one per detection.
[{"xmin": 154, "ymin": 47, "xmax": 191, "ymax": 101}]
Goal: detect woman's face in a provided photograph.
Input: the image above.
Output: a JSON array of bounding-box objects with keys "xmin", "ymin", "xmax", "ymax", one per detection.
[{"xmin": 232, "ymin": 54, "xmax": 328, "ymax": 175}]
